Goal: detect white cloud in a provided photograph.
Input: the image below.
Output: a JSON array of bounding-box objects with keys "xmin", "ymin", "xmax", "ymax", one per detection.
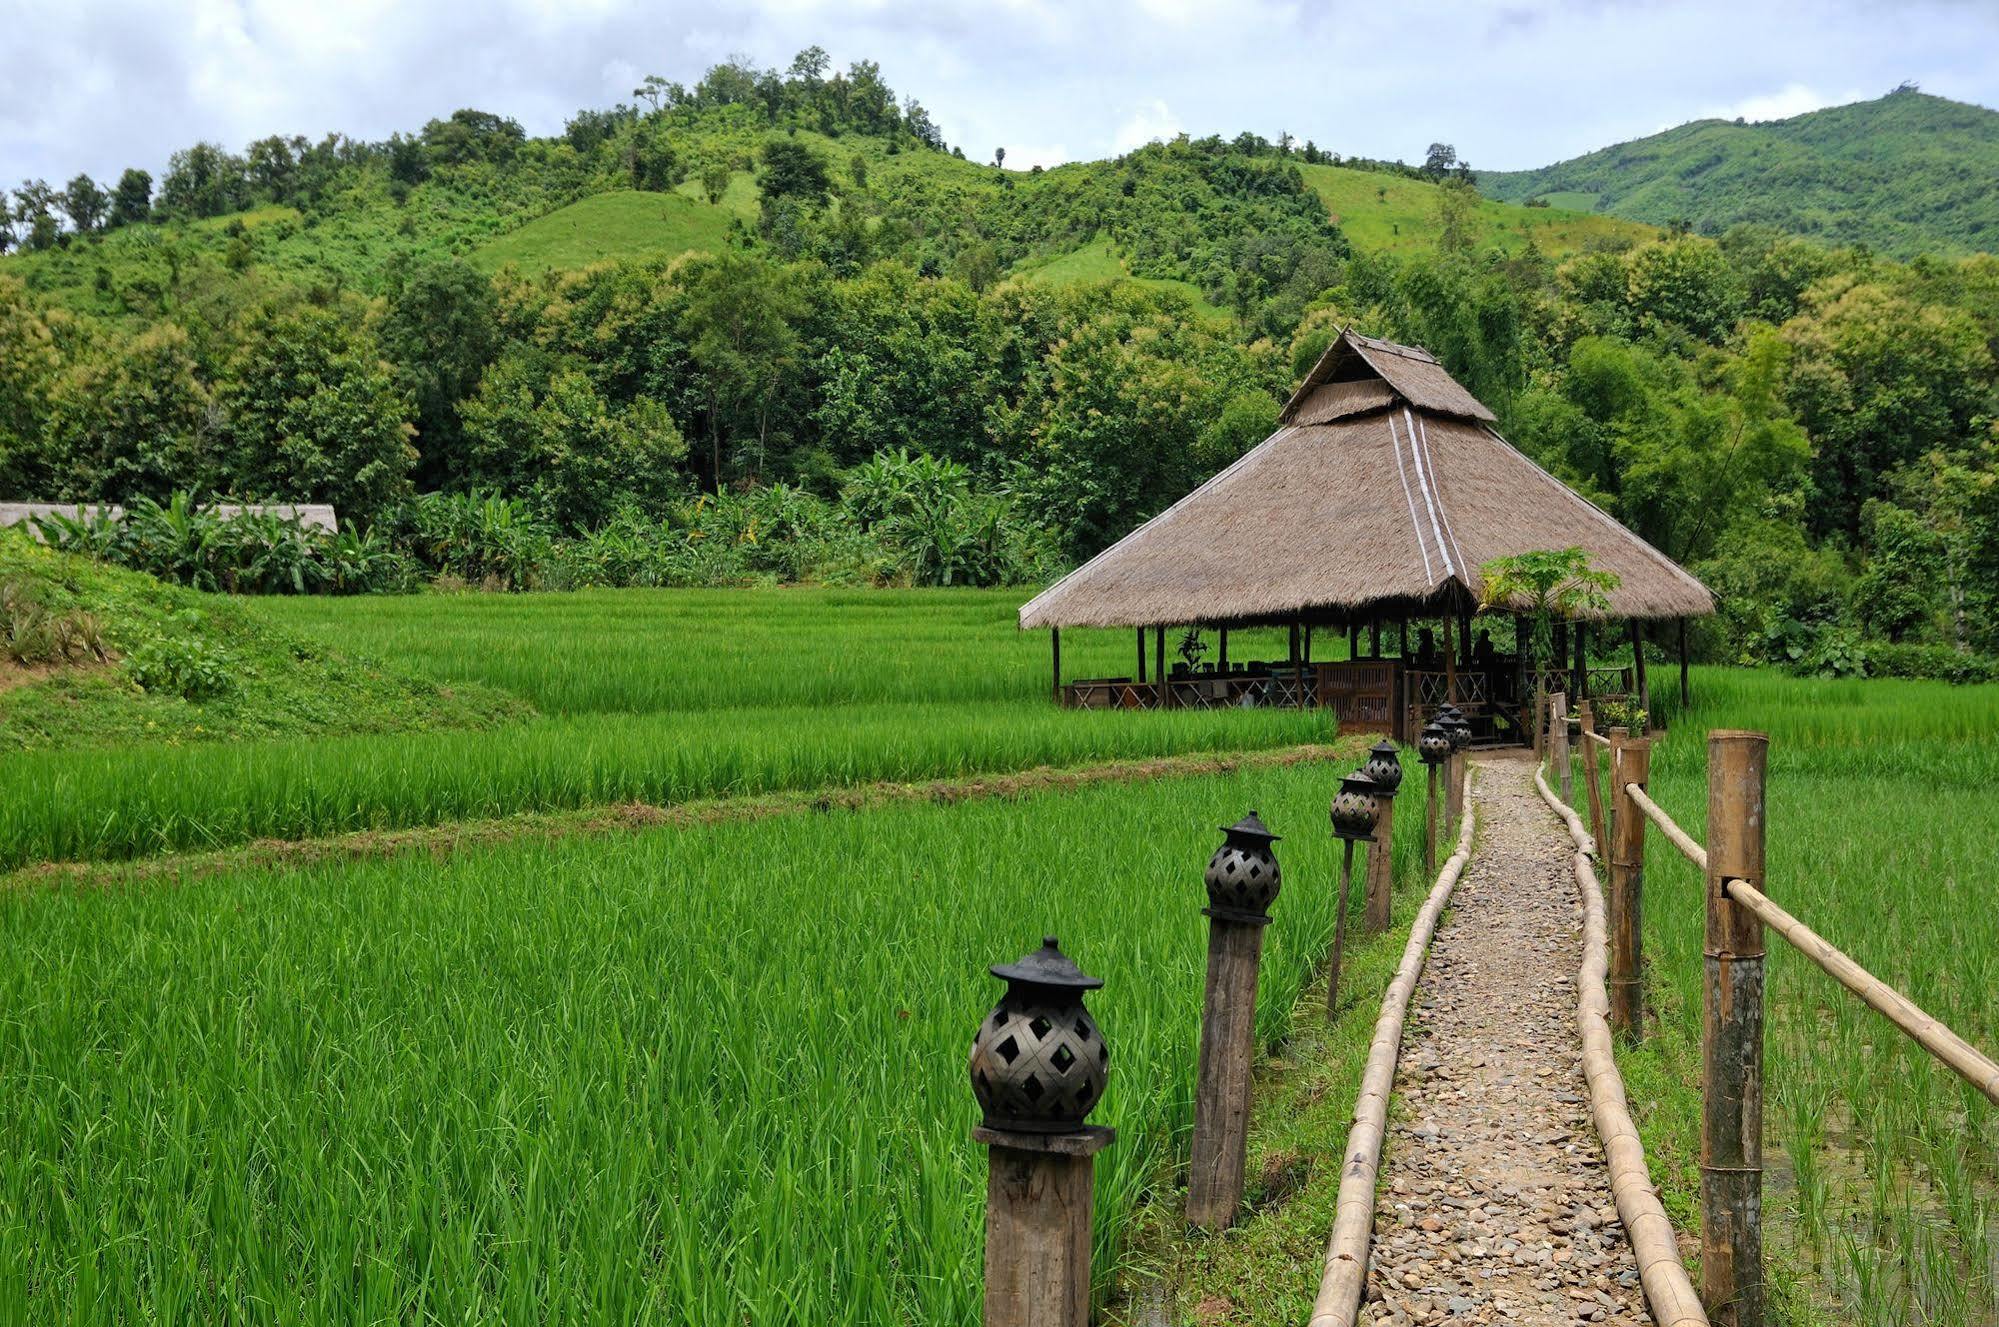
[
  {"xmin": 1699, "ymin": 82, "xmax": 1843, "ymax": 125},
  {"xmin": 1110, "ymin": 98, "xmax": 1180, "ymax": 155},
  {"xmin": 2, "ymin": 1, "xmax": 1997, "ymax": 188}
]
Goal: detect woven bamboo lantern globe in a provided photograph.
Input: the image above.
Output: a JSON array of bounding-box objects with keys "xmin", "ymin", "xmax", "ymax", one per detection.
[
  {"xmin": 1204, "ymin": 810, "xmax": 1282, "ymax": 921},
  {"xmin": 1362, "ymin": 738, "xmax": 1404, "ymax": 796},
  {"xmin": 968, "ymin": 937, "xmax": 1109, "ymax": 1133},
  {"xmin": 1418, "ymin": 721, "xmax": 1452, "ymax": 767},
  {"xmin": 1329, "ymin": 771, "xmax": 1382, "ymax": 842}
]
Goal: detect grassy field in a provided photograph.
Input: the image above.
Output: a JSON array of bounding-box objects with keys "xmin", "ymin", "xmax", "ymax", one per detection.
[
  {"xmin": 1298, "ymin": 163, "xmax": 1656, "ymax": 257},
  {"xmin": 1009, "ymin": 242, "xmax": 1229, "ymax": 320},
  {"xmin": 1560, "ymin": 669, "xmax": 1999, "ymax": 1325},
  {"xmin": 0, "ymin": 745, "xmax": 1436, "ymax": 1323},
  {"xmin": 0, "ymin": 588, "xmax": 1333, "ymax": 869},
  {"xmin": 471, "ymin": 189, "xmax": 742, "ymax": 273}
]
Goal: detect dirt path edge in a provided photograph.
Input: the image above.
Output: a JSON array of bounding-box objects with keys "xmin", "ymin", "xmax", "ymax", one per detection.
[
  {"xmin": 1533, "ymin": 763, "xmax": 1709, "ymax": 1327},
  {"xmin": 1307, "ymin": 778, "xmax": 1480, "ymax": 1327}
]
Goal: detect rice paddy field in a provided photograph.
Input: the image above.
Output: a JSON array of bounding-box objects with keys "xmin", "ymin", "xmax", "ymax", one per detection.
[
  {"xmin": 6, "ymin": 579, "xmax": 1995, "ymax": 1326},
  {"xmin": 1561, "ymin": 670, "xmax": 1999, "ymax": 1326},
  {"xmin": 0, "ymin": 590, "xmax": 1329, "ymax": 869},
  {"xmin": 0, "ymin": 732, "xmax": 1435, "ymax": 1323}
]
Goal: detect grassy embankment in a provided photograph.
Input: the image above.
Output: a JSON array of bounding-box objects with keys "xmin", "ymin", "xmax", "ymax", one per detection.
[{"xmin": 1563, "ymin": 669, "xmax": 1999, "ymax": 1325}]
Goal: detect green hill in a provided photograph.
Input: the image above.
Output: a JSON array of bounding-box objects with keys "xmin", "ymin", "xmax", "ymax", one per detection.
[
  {"xmin": 470, "ymin": 189, "xmax": 743, "ymax": 272},
  {"xmin": 1481, "ymin": 88, "xmax": 1999, "ymax": 257}
]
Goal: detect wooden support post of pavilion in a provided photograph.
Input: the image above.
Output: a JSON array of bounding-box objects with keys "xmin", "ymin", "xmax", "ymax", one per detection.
[
  {"xmin": 1630, "ymin": 619, "xmax": 1651, "ymax": 723},
  {"xmin": 1050, "ymin": 627, "xmax": 1062, "ymax": 705},
  {"xmin": 1679, "ymin": 617, "xmax": 1691, "ymax": 709},
  {"xmin": 1136, "ymin": 627, "xmax": 1146, "ymax": 685},
  {"xmin": 1155, "ymin": 626, "xmax": 1168, "ymax": 709}
]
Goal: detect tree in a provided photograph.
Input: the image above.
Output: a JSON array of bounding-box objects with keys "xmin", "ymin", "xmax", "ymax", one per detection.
[
  {"xmin": 160, "ymin": 143, "xmax": 247, "ymax": 217},
  {"xmin": 680, "ymin": 253, "xmax": 804, "ymax": 486},
  {"xmin": 700, "ymin": 163, "xmax": 731, "ymax": 205},
  {"xmin": 1423, "ymin": 142, "xmax": 1458, "ymax": 178},
  {"xmin": 0, "ymin": 276, "xmax": 63, "ymax": 494},
  {"xmin": 62, "ymin": 175, "xmax": 107, "ymax": 235},
  {"xmin": 758, "ymin": 137, "xmax": 831, "ymax": 206},
  {"xmin": 1478, "ymin": 548, "xmax": 1622, "ymax": 723},
  {"xmin": 47, "ymin": 323, "xmax": 215, "ymax": 501},
  {"xmin": 994, "ymin": 147, "xmax": 1006, "ymax": 169},
  {"xmin": 12, "ymin": 180, "xmax": 60, "ymax": 251},
  {"xmin": 376, "ymin": 259, "xmax": 500, "ymax": 488},
  {"xmin": 109, "ymin": 169, "xmax": 152, "ymax": 228},
  {"xmin": 1853, "ymin": 499, "xmax": 1941, "ymax": 642},
  {"xmin": 218, "ymin": 305, "xmax": 416, "ymax": 521},
  {"xmin": 459, "ymin": 348, "xmax": 687, "ymax": 529},
  {"xmin": 788, "ymin": 46, "xmax": 830, "ymax": 82},
  {"xmin": 632, "ymin": 74, "xmax": 673, "ymax": 113}
]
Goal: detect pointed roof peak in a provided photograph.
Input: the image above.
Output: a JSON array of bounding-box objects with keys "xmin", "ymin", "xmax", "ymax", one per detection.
[{"xmin": 1282, "ymin": 327, "xmax": 1495, "ymax": 426}]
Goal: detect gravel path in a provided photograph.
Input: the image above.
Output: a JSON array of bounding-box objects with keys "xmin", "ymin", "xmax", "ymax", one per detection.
[{"xmin": 1361, "ymin": 751, "xmax": 1651, "ymax": 1327}]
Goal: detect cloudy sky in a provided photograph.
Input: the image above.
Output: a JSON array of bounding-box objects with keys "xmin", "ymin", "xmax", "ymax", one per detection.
[{"xmin": 5, "ymin": 0, "xmax": 1998, "ymax": 187}]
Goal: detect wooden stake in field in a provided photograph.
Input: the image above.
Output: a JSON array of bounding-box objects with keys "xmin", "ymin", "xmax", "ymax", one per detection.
[
  {"xmin": 1702, "ymin": 731, "xmax": 1768, "ymax": 1327},
  {"xmin": 1327, "ymin": 772, "xmax": 1384, "ymax": 1013},
  {"xmin": 1360, "ymin": 739, "xmax": 1405, "ymax": 934},
  {"xmin": 1187, "ymin": 814, "xmax": 1283, "ymax": 1229},
  {"xmin": 969, "ymin": 937, "xmax": 1116, "ymax": 1327},
  {"xmin": 1608, "ymin": 729, "xmax": 1649, "ymax": 1040}
]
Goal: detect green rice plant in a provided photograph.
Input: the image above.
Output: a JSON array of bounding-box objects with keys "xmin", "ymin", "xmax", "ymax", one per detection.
[
  {"xmin": 0, "ymin": 702, "xmax": 1326, "ymax": 870},
  {"xmin": 0, "ymin": 753, "xmax": 1435, "ymax": 1323}
]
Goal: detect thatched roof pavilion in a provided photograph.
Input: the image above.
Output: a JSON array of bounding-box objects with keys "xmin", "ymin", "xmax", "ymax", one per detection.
[{"xmin": 1021, "ymin": 329, "xmax": 1714, "ymax": 741}]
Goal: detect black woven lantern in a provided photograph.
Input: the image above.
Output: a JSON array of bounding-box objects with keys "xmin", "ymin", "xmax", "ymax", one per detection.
[
  {"xmin": 1204, "ymin": 811, "xmax": 1282, "ymax": 922},
  {"xmin": 968, "ymin": 937, "xmax": 1110, "ymax": 1133},
  {"xmin": 1442, "ymin": 709, "xmax": 1472, "ymax": 752},
  {"xmin": 1362, "ymin": 738, "xmax": 1404, "ymax": 797},
  {"xmin": 1329, "ymin": 770, "xmax": 1382, "ymax": 842},
  {"xmin": 1418, "ymin": 721, "xmax": 1452, "ymax": 767}
]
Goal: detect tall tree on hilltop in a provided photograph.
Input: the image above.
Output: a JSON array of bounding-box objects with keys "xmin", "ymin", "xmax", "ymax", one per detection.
[
  {"xmin": 62, "ymin": 175, "xmax": 107, "ymax": 235},
  {"xmin": 109, "ymin": 169, "xmax": 152, "ymax": 228}
]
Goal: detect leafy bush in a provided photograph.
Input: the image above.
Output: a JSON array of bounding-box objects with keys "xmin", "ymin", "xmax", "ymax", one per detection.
[
  {"xmin": 1, "ymin": 576, "xmax": 108, "ymax": 665},
  {"xmin": 1863, "ymin": 641, "xmax": 1999, "ymax": 685},
  {"xmin": 124, "ymin": 616, "xmax": 235, "ymax": 699}
]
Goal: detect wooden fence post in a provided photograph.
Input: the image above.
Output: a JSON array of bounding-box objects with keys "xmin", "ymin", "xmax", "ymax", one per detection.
[
  {"xmin": 1187, "ymin": 815, "xmax": 1281, "ymax": 1229},
  {"xmin": 1608, "ymin": 730, "xmax": 1649, "ymax": 1040},
  {"xmin": 1702, "ymin": 731, "xmax": 1768, "ymax": 1327},
  {"xmin": 1423, "ymin": 759, "xmax": 1439, "ymax": 877},
  {"xmin": 1050, "ymin": 627, "xmax": 1062, "ymax": 706},
  {"xmin": 1578, "ymin": 699, "xmax": 1606, "ymax": 853},
  {"xmin": 1362, "ymin": 741, "xmax": 1403, "ymax": 935},
  {"xmin": 1551, "ymin": 692, "xmax": 1571, "ymax": 802},
  {"xmin": 970, "ymin": 938, "xmax": 1115, "ymax": 1327}
]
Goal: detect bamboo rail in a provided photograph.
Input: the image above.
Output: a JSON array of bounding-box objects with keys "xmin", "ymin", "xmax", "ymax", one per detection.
[
  {"xmin": 1306, "ymin": 793, "xmax": 1479, "ymax": 1327},
  {"xmin": 1615, "ymin": 778, "xmax": 1999, "ymax": 1108},
  {"xmin": 1625, "ymin": 784, "xmax": 1708, "ymax": 870},
  {"xmin": 1585, "ymin": 730, "xmax": 1612, "ymax": 748},
  {"xmin": 1724, "ymin": 878, "xmax": 1999, "ymax": 1105},
  {"xmin": 1536, "ymin": 765, "xmax": 1708, "ymax": 1327}
]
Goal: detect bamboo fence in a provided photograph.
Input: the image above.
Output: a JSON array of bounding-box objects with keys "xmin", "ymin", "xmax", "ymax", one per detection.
[{"xmin": 1306, "ymin": 789, "xmax": 1479, "ymax": 1327}]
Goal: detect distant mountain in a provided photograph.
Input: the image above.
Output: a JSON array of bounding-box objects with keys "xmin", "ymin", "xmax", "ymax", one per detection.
[{"xmin": 1480, "ymin": 88, "xmax": 1999, "ymax": 258}]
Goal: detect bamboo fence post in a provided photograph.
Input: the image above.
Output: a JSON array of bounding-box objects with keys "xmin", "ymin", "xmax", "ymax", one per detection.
[
  {"xmin": 1578, "ymin": 699, "xmax": 1607, "ymax": 852},
  {"xmin": 1187, "ymin": 816, "xmax": 1281, "ymax": 1230},
  {"xmin": 1608, "ymin": 730, "xmax": 1648, "ymax": 1040},
  {"xmin": 1702, "ymin": 731, "xmax": 1768, "ymax": 1327},
  {"xmin": 1551, "ymin": 692, "xmax": 1572, "ymax": 802}
]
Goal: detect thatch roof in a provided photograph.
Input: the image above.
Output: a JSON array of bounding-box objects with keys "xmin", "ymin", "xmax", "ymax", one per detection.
[{"xmin": 1018, "ymin": 329, "xmax": 1714, "ymax": 630}]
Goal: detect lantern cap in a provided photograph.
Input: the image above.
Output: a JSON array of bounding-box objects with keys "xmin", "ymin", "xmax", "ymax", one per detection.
[
  {"xmin": 1340, "ymin": 769, "xmax": 1378, "ymax": 788},
  {"xmin": 991, "ymin": 936, "xmax": 1103, "ymax": 991},
  {"xmin": 1219, "ymin": 810, "xmax": 1280, "ymax": 844},
  {"xmin": 1369, "ymin": 738, "xmax": 1400, "ymax": 758}
]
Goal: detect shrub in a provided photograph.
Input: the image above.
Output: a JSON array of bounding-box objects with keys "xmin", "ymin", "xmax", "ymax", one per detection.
[
  {"xmin": 1863, "ymin": 641, "xmax": 1999, "ymax": 685},
  {"xmin": 124, "ymin": 616, "xmax": 234, "ymax": 699}
]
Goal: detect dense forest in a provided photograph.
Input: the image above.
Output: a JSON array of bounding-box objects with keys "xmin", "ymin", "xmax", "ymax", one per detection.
[
  {"xmin": 2, "ymin": 52, "xmax": 1996, "ymax": 678},
  {"xmin": 1481, "ymin": 86, "xmax": 1999, "ymax": 258}
]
